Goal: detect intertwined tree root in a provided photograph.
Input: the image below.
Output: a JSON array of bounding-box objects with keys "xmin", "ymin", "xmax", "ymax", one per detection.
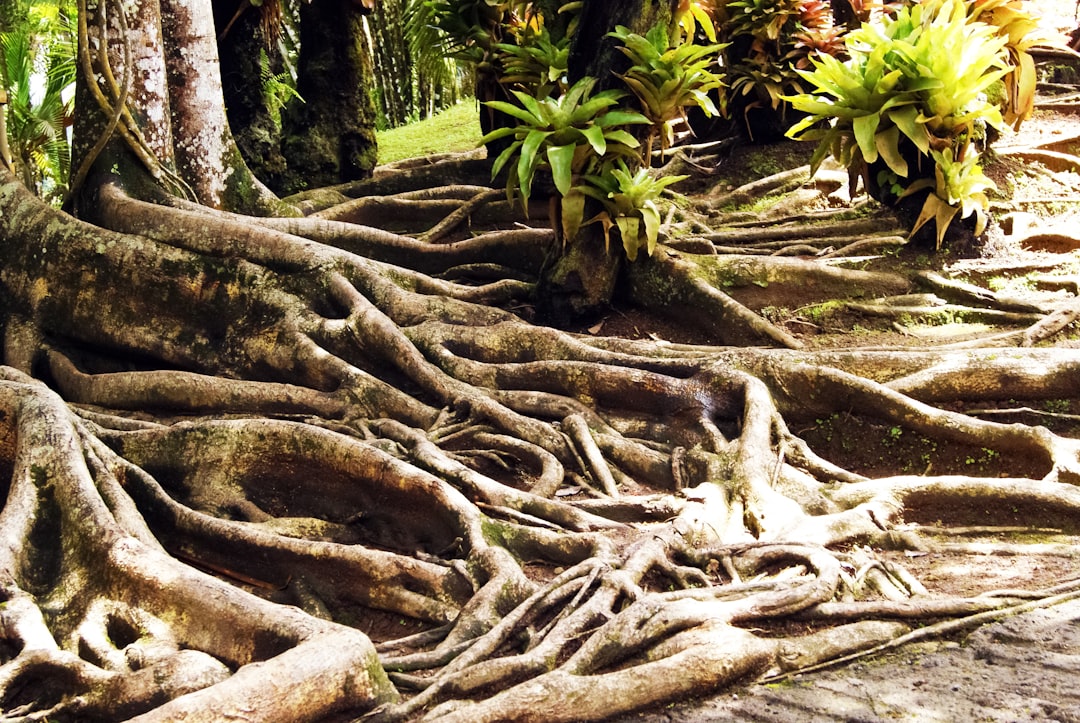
[{"xmin": 3, "ymin": 158, "xmax": 1080, "ymax": 720}]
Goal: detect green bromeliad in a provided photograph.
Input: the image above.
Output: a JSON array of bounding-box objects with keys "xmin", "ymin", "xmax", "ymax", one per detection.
[
  {"xmin": 479, "ymin": 76, "xmax": 650, "ymax": 242},
  {"xmin": 784, "ymin": 0, "xmax": 1025, "ymax": 247},
  {"xmin": 581, "ymin": 160, "xmax": 688, "ymax": 261}
]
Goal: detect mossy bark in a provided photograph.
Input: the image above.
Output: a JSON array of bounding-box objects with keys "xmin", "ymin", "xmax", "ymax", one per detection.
[
  {"xmin": 538, "ymin": 229, "xmax": 623, "ymax": 322},
  {"xmin": 214, "ymin": 0, "xmax": 291, "ymax": 187},
  {"xmin": 279, "ymin": 0, "xmax": 379, "ymax": 195},
  {"xmin": 568, "ymin": 0, "xmax": 677, "ymax": 87}
]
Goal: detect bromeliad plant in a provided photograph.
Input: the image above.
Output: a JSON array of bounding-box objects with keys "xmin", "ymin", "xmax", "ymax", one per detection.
[
  {"xmin": 784, "ymin": 0, "xmax": 1014, "ymax": 246},
  {"xmin": 479, "ymin": 76, "xmax": 650, "ymax": 242},
  {"xmin": 423, "ymin": 0, "xmax": 578, "ymax": 92},
  {"xmin": 495, "ymin": 23, "xmax": 570, "ymax": 99},
  {"xmin": 904, "ymin": 145, "xmax": 997, "ymax": 244},
  {"xmin": 581, "ymin": 160, "xmax": 688, "ymax": 261},
  {"xmin": 422, "ymin": 0, "xmax": 525, "ymax": 66},
  {"xmin": 607, "ymin": 23, "xmax": 726, "ymax": 162},
  {"xmin": 967, "ymin": 0, "xmax": 1040, "ymax": 130},
  {"xmin": 422, "ymin": 0, "xmax": 583, "ymax": 155},
  {"xmin": 724, "ymin": 0, "xmax": 810, "ymax": 43},
  {"xmin": 722, "ymin": 0, "xmax": 836, "ymax": 137},
  {"xmin": 479, "ymin": 14, "xmax": 724, "ymax": 260}
]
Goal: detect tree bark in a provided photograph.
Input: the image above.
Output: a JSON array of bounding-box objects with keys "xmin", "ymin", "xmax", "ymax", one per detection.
[
  {"xmin": 159, "ymin": 0, "xmax": 281, "ymax": 211},
  {"xmin": 214, "ymin": 0, "xmax": 292, "ymax": 187},
  {"xmin": 569, "ymin": 0, "xmax": 678, "ymax": 86},
  {"xmin": 280, "ymin": 0, "xmax": 379, "ymax": 194}
]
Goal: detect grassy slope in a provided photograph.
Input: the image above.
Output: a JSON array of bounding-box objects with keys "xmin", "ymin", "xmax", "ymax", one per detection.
[{"xmin": 376, "ymin": 101, "xmax": 484, "ymax": 165}]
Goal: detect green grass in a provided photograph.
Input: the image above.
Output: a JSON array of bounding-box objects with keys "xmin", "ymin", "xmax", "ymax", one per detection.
[{"xmin": 376, "ymin": 101, "xmax": 484, "ymax": 165}]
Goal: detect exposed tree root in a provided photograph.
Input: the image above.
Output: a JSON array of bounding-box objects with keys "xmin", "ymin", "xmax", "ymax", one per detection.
[
  {"xmin": 0, "ymin": 369, "xmax": 397, "ymax": 721},
  {"xmin": 4, "ymin": 152, "xmax": 1080, "ymax": 721},
  {"xmin": 770, "ymin": 578, "xmax": 1080, "ymax": 683}
]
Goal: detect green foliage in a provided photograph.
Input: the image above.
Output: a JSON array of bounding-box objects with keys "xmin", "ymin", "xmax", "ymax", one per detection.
[
  {"xmin": 419, "ymin": 0, "xmax": 582, "ymax": 144},
  {"xmin": 785, "ymin": 0, "xmax": 1014, "ymax": 246},
  {"xmin": 674, "ymin": 0, "xmax": 719, "ymax": 43},
  {"xmin": 495, "ymin": 23, "xmax": 570, "ymax": 98},
  {"xmin": 259, "ymin": 48, "xmax": 303, "ymax": 129},
  {"xmin": 472, "ymin": 8, "xmax": 731, "ymax": 260},
  {"xmin": 902, "ymin": 145, "xmax": 996, "ymax": 242},
  {"xmin": 481, "ymin": 76, "xmax": 648, "ymax": 207},
  {"xmin": 728, "ymin": 51, "xmax": 803, "ymax": 123},
  {"xmin": 725, "ymin": 0, "xmax": 807, "ymax": 42},
  {"xmin": 421, "ymin": 0, "xmax": 566, "ymax": 82},
  {"xmin": 607, "ymin": 23, "xmax": 725, "ymax": 158},
  {"xmin": 422, "ymin": 1, "xmax": 724, "ymax": 260},
  {"xmin": 721, "ymin": 0, "xmax": 836, "ymax": 131},
  {"xmin": 967, "ymin": 0, "xmax": 1040, "ymax": 129},
  {"xmin": 581, "ymin": 161, "xmax": 687, "ymax": 261},
  {"xmin": 1, "ymin": 0, "xmax": 75, "ymax": 202},
  {"xmin": 423, "ymin": 0, "xmax": 520, "ymax": 65},
  {"xmin": 403, "ymin": 0, "xmax": 473, "ymax": 115}
]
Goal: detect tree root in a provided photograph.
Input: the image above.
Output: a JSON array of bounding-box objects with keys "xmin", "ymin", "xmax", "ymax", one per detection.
[
  {"xmin": 0, "ymin": 370, "xmax": 398, "ymax": 720},
  {"xmin": 4, "ymin": 159, "xmax": 1080, "ymax": 720},
  {"xmin": 768, "ymin": 581, "xmax": 1080, "ymax": 683}
]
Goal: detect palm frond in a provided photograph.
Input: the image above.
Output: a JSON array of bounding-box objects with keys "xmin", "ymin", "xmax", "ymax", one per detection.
[
  {"xmin": 0, "ymin": 1, "xmax": 76, "ymax": 200},
  {"xmin": 405, "ymin": 0, "xmax": 471, "ymax": 105}
]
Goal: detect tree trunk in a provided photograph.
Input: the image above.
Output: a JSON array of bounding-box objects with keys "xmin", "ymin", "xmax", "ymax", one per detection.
[
  {"xmin": 159, "ymin": 0, "xmax": 281, "ymax": 211},
  {"xmin": 214, "ymin": 0, "xmax": 292, "ymax": 187},
  {"xmin": 280, "ymin": 0, "xmax": 379, "ymax": 194},
  {"xmin": 569, "ymin": 0, "xmax": 677, "ymax": 86},
  {"xmin": 532, "ymin": 0, "xmax": 678, "ymax": 321}
]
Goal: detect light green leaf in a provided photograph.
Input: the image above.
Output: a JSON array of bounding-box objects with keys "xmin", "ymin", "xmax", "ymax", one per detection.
[
  {"xmin": 888, "ymin": 105, "xmax": 929, "ymax": 153},
  {"xmin": 595, "ymin": 110, "xmax": 651, "ymax": 128},
  {"xmin": 853, "ymin": 113, "xmax": 881, "ymax": 163},
  {"xmin": 875, "ymin": 126, "xmax": 908, "ymax": 177},
  {"xmin": 602, "ymin": 130, "xmax": 641, "ymax": 148},
  {"xmin": 547, "ymin": 143, "xmax": 576, "ymax": 196},
  {"xmin": 573, "ymin": 94, "xmax": 622, "ymax": 123},
  {"xmin": 561, "ymin": 188, "xmax": 586, "ymax": 241},
  {"xmin": 640, "ymin": 204, "xmax": 661, "ymax": 257},
  {"xmin": 518, "ymin": 130, "xmax": 552, "ymax": 202},
  {"xmin": 478, "ymin": 126, "xmax": 520, "ymax": 147},
  {"xmin": 490, "ymin": 140, "xmax": 524, "ymax": 180},
  {"xmin": 616, "ymin": 216, "xmax": 641, "ymax": 261},
  {"xmin": 484, "ymin": 99, "xmax": 542, "ymax": 126},
  {"xmin": 513, "ymin": 92, "xmax": 550, "ymax": 126},
  {"xmin": 580, "ymin": 124, "xmax": 607, "ymax": 156}
]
